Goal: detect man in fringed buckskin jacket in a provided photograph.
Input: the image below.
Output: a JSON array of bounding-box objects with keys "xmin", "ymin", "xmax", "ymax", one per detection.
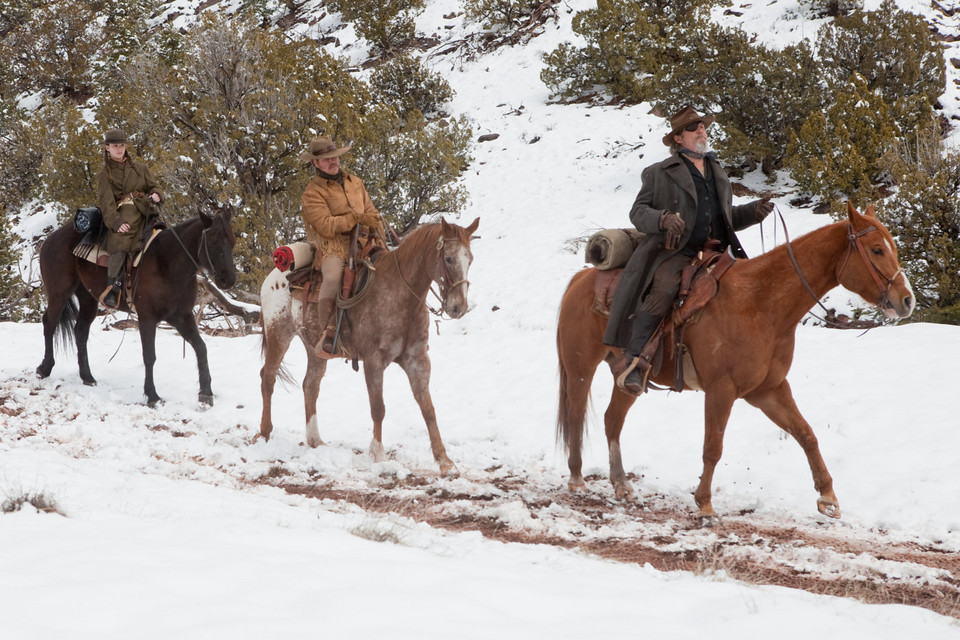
[
  {"xmin": 605, "ymin": 106, "xmax": 774, "ymax": 395},
  {"xmin": 300, "ymin": 136, "xmax": 385, "ymax": 358}
]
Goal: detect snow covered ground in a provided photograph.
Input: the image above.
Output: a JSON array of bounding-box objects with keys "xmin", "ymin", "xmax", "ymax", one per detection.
[{"xmin": 3, "ymin": 0, "xmax": 960, "ymax": 637}]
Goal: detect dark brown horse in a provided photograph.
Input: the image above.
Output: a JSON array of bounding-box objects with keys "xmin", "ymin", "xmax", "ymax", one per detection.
[
  {"xmin": 556, "ymin": 203, "xmax": 914, "ymax": 524},
  {"xmin": 36, "ymin": 212, "xmax": 236, "ymax": 406},
  {"xmin": 258, "ymin": 218, "xmax": 480, "ymax": 475}
]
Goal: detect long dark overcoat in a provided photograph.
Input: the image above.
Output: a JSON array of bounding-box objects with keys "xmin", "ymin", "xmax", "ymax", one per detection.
[
  {"xmin": 97, "ymin": 155, "xmax": 163, "ymax": 254},
  {"xmin": 603, "ymin": 152, "xmax": 759, "ymax": 348}
]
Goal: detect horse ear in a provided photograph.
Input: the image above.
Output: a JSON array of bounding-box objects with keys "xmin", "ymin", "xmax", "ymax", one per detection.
[
  {"xmin": 465, "ymin": 217, "xmax": 480, "ymax": 236},
  {"xmin": 846, "ymin": 201, "xmax": 860, "ymax": 223},
  {"xmin": 199, "ymin": 211, "xmax": 213, "ymax": 228},
  {"xmin": 863, "ymin": 203, "xmax": 876, "ymax": 219},
  {"xmin": 440, "ymin": 217, "xmax": 450, "ymax": 234}
]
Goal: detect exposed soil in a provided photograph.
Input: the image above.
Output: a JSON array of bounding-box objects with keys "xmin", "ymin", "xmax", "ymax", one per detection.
[{"xmin": 262, "ymin": 472, "xmax": 960, "ymax": 620}]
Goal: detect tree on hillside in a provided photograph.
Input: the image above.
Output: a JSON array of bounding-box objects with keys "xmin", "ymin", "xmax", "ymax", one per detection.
[
  {"xmin": 0, "ymin": 211, "xmax": 22, "ymax": 320},
  {"xmin": 816, "ymin": 0, "xmax": 944, "ymax": 111},
  {"xmin": 330, "ymin": 0, "xmax": 426, "ymax": 54},
  {"xmin": 653, "ymin": 27, "xmax": 823, "ymax": 175},
  {"xmin": 0, "ymin": 2, "xmax": 103, "ymax": 102},
  {"xmin": 540, "ymin": 0, "xmax": 722, "ymax": 103},
  {"xmin": 880, "ymin": 123, "xmax": 960, "ymax": 322},
  {"xmin": 82, "ymin": 15, "xmax": 470, "ymax": 292}
]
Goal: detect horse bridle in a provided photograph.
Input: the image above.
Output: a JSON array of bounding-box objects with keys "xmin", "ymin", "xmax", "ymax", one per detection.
[
  {"xmin": 169, "ymin": 221, "xmax": 219, "ymax": 283},
  {"xmin": 395, "ymin": 234, "xmax": 470, "ymax": 317},
  {"xmin": 779, "ymin": 211, "xmax": 901, "ymax": 320},
  {"xmin": 834, "ymin": 224, "xmax": 902, "ymax": 310}
]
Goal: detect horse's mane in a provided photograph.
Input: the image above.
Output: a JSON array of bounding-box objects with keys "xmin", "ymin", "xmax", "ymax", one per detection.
[
  {"xmin": 396, "ymin": 222, "xmax": 443, "ymax": 258},
  {"xmin": 392, "ymin": 221, "xmax": 471, "ymax": 262},
  {"xmin": 740, "ymin": 219, "xmax": 845, "ymax": 273}
]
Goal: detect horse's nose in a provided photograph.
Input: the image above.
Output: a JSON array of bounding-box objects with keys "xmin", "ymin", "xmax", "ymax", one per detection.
[{"xmin": 901, "ymin": 294, "xmax": 914, "ymax": 317}]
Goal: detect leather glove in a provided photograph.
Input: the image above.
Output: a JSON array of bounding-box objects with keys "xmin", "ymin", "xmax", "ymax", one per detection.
[
  {"xmin": 357, "ymin": 212, "xmax": 381, "ymax": 227},
  {"xmin": 659, "ymin": 211, "xmax": 685, "ymax": 236},
  {"xmin": 755, "ymin": 196, "xmax": 774, "ymax": 221}
]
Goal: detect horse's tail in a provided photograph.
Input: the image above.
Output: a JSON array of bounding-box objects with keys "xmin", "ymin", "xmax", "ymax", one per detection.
[
  {"xmin": 555, "ymin": 278, "xmax": 591, "ymax": 456},
  {"xmin": 54, "ymin": 295, "xmax": 80, "ymax": 353},
  {"xmin": 556, "ymin": 324, "xmax": 574, "ymax": 454}
]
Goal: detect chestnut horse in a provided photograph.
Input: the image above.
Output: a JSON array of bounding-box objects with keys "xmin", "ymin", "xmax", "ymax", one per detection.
[
  {"xmin": 36, "ymin": 212, "xmax": 237, "ymax": 406},
  {"xmin": 556, "ymin": 203, "xmax": 914, "ymax": 524},
  {"xmin": 258, "ymin": 218, "xmax": 480, "ymax": 475}
]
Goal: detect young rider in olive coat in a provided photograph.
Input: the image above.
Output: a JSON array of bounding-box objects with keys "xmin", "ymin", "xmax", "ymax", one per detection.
[{"xmin": 96, "ymin": 128, "xmax": 163, "ymax": 308}]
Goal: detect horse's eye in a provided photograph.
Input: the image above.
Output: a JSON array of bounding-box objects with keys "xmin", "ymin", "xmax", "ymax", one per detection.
[
  {"xmin": 445, "ymin": 256, "xmax": 454, "ymax": 264},
  {"xmin": 871, "ymin": 247, "xmax": 882, "ymax": 255}
]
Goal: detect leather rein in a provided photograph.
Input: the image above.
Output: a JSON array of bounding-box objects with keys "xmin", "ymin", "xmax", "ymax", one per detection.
[{"xmin": 778, "ymin": 211, "xmax": 901, "ymax": 323}]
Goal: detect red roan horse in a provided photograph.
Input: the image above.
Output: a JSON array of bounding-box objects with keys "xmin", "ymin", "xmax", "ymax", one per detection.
[
  {"xmin": 36, "ymin": 212, "xmax": 237, "ymax": 406},
  {"xmin": 556, "ymin": 203, "xmax": 914, "ymax": 524},
  {"xmin": 258, "ymin": 218, "xmax": 479, "ymax": 475}
]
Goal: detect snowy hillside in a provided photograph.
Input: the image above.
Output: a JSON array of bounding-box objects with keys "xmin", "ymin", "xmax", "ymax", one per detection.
[{"xmin": 3, "ymin": 0, "xmax": 960, "ymax": 637}]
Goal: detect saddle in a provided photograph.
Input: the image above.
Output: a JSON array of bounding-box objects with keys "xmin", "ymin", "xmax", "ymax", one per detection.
[{"xmin": 595, "ymin": 246, "xmax": 736, "ymax": 392}]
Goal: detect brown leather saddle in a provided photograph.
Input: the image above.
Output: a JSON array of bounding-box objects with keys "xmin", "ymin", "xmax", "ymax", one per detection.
[{"xmin": 595, "ymin": 247, "xmax": 736, "ymax": 391}]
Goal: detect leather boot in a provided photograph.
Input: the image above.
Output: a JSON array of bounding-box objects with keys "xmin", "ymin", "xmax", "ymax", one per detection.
[
  {"xmin": 616, "ymin": 311, "xmax": 662, "ymax": 394},
  {"xmin": 313, "ymin": 298, "xmax": 338, "ymax": 359},
  {"xmin": 100, "ymin": 274, "xmax": 124, "ymax": 309}
]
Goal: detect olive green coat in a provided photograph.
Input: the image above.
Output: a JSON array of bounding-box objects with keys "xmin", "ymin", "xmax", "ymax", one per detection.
[{"xmin": 97, "ymin": 154, "xmax": 163, "ymax": 254}]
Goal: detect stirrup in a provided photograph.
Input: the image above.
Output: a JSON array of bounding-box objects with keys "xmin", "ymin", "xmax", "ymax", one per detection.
[
  {"xmin": 616, "ymin": 355, "xmax": 651, "ymax": 395},
  {"xmin": 314, "ymin": 326, "xmax": 347, "ymax": 360},
  {"xmin": 99, "ymin": 284, "xmax": 121, "ymax": 309}
]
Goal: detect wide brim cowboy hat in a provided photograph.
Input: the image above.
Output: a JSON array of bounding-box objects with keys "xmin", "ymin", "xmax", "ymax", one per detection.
[
  {"xmin": 299, "ymin": 136, "xmax": 352, "ymax": 163},
  {"xmin": 662, "ymin": 106, "xmax": 716, "ymax": 146}
]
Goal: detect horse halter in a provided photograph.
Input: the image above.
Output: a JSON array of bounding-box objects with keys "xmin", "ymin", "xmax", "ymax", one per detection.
[{"xmin": 835, "ymin": 223, "xmax": 903, "ymax": 309}]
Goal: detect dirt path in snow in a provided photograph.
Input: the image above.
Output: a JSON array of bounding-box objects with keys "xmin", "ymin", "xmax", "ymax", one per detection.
[{"xmin": 265, "ymin": 471, "xmax": 960, "ymax": 619}]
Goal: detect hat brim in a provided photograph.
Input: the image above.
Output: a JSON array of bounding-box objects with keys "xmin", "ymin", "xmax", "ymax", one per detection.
[
  {"xmin": 300, "ymin": 144, "xmax": 351, "ymax": 163},
  {"xmin": 662, "ymin": 115, "xmax": 716, "ymax": 146}
]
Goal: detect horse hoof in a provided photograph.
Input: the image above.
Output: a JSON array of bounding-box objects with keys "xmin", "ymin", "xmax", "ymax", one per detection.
[
  {"xmin": 82, "ymin": 379, "xmax": 97, "ymax": 387},
  {"xmin": 36, "ymin": 365, "xmax": 51, "ymax": 379},
  {"xmin": 439, "ymin": 461, "xmax": 460, "ymax": 478},
  {"xmin": 146, "ymin": 397, "xmax": 163, "ymax": 408},
  {"xmin": 198, "ymin": 393, "xmax": 214, "ymax": 406},
  {"xmin": 698, "ymin": 514, "xmax": 720, "ymax": 528},
  {"xmin": 614, "ymin": 482, "xmax": 635, "ymax": 501},
  {"xmin": 568, "ymin": 478, "xmax": 587, "ymax": 493},
  {"xmin": 817, "ymin": 498, "xmax": 841, "ymax": 519},
  {"xmin": 306, "ymin": 435, "xmax": 325, "ymax": 448}
]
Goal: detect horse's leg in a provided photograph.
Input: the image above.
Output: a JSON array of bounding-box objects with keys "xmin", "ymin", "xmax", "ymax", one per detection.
[
  {"xmin": 362, "ymin": 360, "xmax": 388, "ymax": 464},
  {"xmin": 745, "ymin": 380, "xmax": 840, "ymax": 519},
  {"xmin": 605, "ymin": 389, "xmax": 638, "ymax": 500},
  {"xmin": 558, "ymin": 360, "xmax": 592, "ymax": 493},
  {"xmin": 166, "ymin": 313, "xmax": 213, "ymax": 406},
  {"xmin": 397, "ymin": 352, "xmax": 458, "ymax": 477},
  {"xmin": 258, "ymin": 321, "xmax": 296, "ymax": 443},
  {"xmin": 37, "ymin": 279, "xmax": 79, "ymax": 380},
  {"xmin": 138, "ymin": 320, "xmax": 162, "ymax": 407},
  {"xmin": 74, "ymin": 288, "xmax": 98, "ymax": 386},
  {"xmin": 36, "ymin": 301, "xmax": 63, "ymax": 379},
  {"xmin": 695, "ymin": 384, "xmax": 737, "ymax": 526},
  {"xmin": 301, "ymin": 350, "xmax": 327, "ymax": 448}
]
